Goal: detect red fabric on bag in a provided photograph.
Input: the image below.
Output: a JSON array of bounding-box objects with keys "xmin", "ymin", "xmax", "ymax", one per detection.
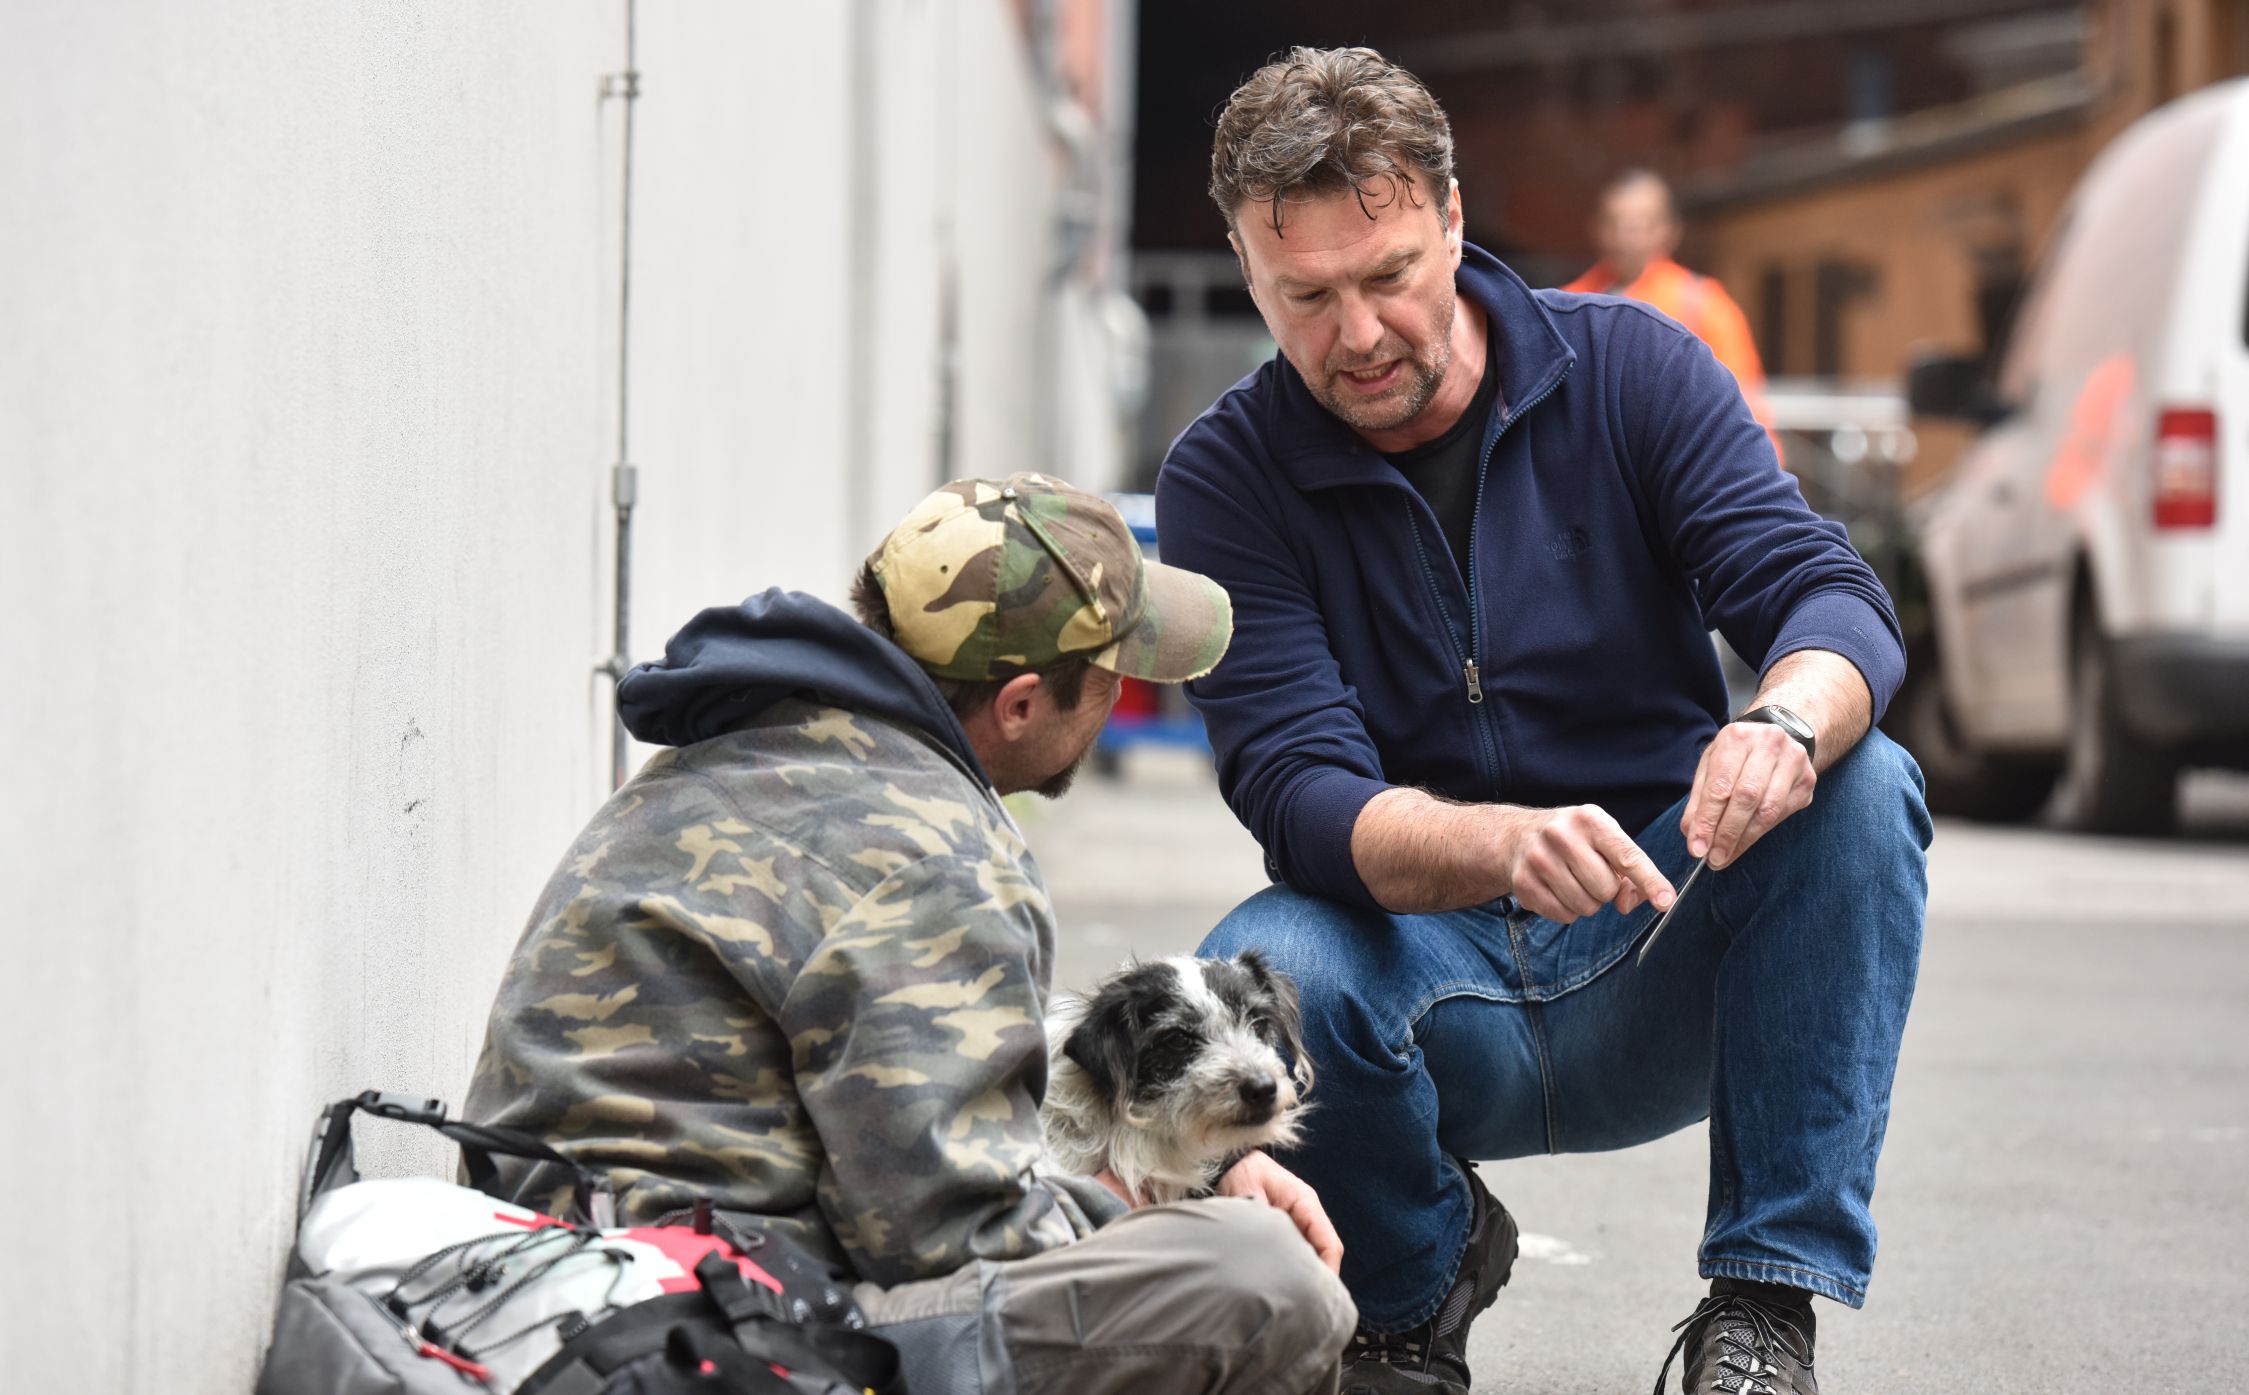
[{"xmin": 619, "ymin": 1226, "xmax": 786, "ymax": 1295}]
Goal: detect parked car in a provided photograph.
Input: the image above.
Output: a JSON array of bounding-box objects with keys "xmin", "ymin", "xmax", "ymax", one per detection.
[{"xmin": 1896, "ymin": 78, "xmax": 2249, "ymax": 832}]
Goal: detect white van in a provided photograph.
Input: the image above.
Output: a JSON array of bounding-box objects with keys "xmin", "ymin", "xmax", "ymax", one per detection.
[{"xmin": 1898, "ymin": 78, "xmax": 2249, "ymax": 833}]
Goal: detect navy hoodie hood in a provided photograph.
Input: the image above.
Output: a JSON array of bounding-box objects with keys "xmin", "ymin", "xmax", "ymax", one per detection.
[{"xmin": 616, "ymin": 588, "xmax": 990, "ymax": 788}]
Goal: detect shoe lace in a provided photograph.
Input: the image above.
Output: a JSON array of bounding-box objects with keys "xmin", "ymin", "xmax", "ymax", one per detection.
[
  {"xmin": 1345, "ymin": 1325, "xmax": 1431, "ymax": 1372},
  {"xmin": 1650, "ymin": 1293, "xmax": 1813, "ymax": 1395}
]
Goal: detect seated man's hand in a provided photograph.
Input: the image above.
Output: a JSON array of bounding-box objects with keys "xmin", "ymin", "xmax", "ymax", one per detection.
[
  {"xmin": 1216, "ymin": 1150, "xmax": 1343, "ymax": 1275},
  {"xmin": 1499, "ymin": 804, "xmax": 1676, "ymax": 924}
]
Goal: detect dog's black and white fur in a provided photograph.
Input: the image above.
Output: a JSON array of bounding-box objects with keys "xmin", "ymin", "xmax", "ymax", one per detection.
[{"xmin": 1043, "ymin": 951, "xmax": 1313, "ymax": 1205}]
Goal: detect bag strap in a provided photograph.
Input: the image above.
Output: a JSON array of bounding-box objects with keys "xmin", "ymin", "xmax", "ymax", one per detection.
[
  {"xmin": 664, "ymin": 1325, "xmax": 796, "ymax": 1394},
  {"xmin": 691, "ymin": 1250, "xmax": 787, "ymax": 1325},
  {"xmin": 439, "ymin": 1116, "xmax": 582, "ymax": 1197},
  {"xmin": 690, "ymin": 1256, "xmax": 903, "ymax": 1395},
  {"xmin": 298, "ymin": 1091, "xmax": 606, "ymax": 1222},
  {"xmin": 517, "ymin": 1258, "xmax": 905, "ymax": 1395}
]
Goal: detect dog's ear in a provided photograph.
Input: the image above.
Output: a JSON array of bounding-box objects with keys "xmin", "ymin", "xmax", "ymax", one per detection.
[
  {"xmin": 1237, "ymin": 949, "xmax": 1313, "ymax": 1093},
  {"xmin": 1236, "ymin": 947, "xmax": 1280, "ymax": 989},
  {"xmin": 1063, "ymin": 993, "xmax": 1140, "ymax": 1115}
]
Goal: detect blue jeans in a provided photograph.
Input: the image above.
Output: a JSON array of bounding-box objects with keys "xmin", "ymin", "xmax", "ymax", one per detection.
[{"xmin": 1199, "ymin": 731, "xmax": 1931, "ymax": 1331}]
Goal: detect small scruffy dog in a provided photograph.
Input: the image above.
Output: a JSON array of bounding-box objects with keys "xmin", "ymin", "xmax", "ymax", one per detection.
[{"xmin": 1043, "ymin": 951, "xmax": 1313, "ymax": 1205}]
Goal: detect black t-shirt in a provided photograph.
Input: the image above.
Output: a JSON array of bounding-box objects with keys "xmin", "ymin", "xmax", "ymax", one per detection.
[{"xmin": 1383, "ymin": 334, "xmax": 1500, "ymax": 579}]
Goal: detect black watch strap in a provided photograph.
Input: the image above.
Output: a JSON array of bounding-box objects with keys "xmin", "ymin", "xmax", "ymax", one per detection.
[{"xmin": 1738, "ymin": 704, "xmax": 1816, "ymax": 764}]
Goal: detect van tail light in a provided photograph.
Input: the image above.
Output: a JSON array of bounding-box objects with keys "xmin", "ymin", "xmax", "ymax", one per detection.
[{"xmin": 2152, "ymin": 407, "xmax": 2217, "ymax": 529}]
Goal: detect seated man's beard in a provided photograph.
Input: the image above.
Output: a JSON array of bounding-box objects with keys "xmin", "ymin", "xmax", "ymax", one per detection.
[{"xmin": 1034, "ymin": 747, "xmax": 1091, "ymax": 800}]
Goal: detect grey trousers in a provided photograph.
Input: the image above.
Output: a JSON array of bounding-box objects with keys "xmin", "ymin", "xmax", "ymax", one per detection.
[{"xmin": 854, "ymin": 1197, "xmax": 1358, "ymax": 1395}]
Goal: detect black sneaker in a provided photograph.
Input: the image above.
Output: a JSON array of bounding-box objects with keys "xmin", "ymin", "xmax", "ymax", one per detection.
[
  {"xmin": 1651, "ymin": 1290, "xmax": 1819, "ymax": 1394},
  {"xmin": 1340, "ymin": 1162, "xmax": 1519, "ymax": 1395}
]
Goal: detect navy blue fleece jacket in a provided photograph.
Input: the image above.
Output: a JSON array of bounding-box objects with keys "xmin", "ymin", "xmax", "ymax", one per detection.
[{"xmin": 1154, "ymin": 244, "xmax": 1903, "ymax": 911}]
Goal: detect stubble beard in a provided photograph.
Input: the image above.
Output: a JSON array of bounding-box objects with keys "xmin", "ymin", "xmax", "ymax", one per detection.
[
  {"xmin": 1032, "ymin": 746, "xmax": 1090, "ymax": 800},
  {"xmin": 991, "ymin": 731, "xmax": 1095, "ymax": 801},
  {"xmin": 1306, "ymin": 284, "xmax": 1458, "ymax": 435}
]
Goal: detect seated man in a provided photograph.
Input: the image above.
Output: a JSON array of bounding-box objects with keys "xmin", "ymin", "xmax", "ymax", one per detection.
[
  {"xmin": 1156, "ymin": 47, "xmax": 1931, "ymax": 1395},
  {"xmin": 466, "ymin": 474, "xmax": 1354, "ymax": 1393}
]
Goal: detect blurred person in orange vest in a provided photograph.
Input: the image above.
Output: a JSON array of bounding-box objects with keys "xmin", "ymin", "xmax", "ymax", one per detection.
[{"xmin": 1564, "ymin": 169, "xmax": 1783, "ymax": 465}]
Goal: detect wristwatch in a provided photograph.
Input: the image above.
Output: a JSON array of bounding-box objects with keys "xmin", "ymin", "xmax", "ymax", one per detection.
[{"xmin": 1738, "ymin": 704, "xmax": 1817, "ymax": 765}]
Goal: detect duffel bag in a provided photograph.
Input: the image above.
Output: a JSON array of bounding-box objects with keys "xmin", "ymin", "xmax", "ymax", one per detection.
[{"xmin": 255, "ymin": 1090, "xmax": 903, "ymax": 1395}]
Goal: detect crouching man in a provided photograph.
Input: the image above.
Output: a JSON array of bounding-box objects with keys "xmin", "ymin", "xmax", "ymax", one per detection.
[{"xmin": 465, "ymin": 474, "xmax": 1356, "ymax": 1394}]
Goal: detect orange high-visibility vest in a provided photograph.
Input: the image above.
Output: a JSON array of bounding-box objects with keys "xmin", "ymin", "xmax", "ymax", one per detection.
[{"xmin": 1564, "ymin": 257, "xmax": 1783, "ymax": 466}]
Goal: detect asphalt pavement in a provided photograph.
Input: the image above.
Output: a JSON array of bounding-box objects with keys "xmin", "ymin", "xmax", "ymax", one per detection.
[{"xmin": 1016, "ymin": 752, "xmax": 2249, "ymax": 1392}]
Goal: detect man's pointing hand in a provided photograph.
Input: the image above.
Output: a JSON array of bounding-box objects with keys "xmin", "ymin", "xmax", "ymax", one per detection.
[{"xmin": 1498, "ymin": 804, "xmax": 1676, "ymax": 923}]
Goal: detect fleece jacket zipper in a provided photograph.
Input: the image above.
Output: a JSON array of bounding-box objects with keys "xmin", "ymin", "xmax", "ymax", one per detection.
[{"xmin": 1403, "ymin": 361, "xmax": 1572, "ymax": 800}]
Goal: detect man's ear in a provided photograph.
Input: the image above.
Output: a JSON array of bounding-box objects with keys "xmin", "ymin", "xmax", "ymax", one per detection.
[
  {"xmin": 990, "ymin": 671, "xmax": 1045, "ymax": 740},
  {"xmin": 1445, "ymin": 179, "xmax": 1465, "ymax": 262},
  {"xmin": 1228, "ymin": 230, "xmax": 1257, "ymax": 304}
]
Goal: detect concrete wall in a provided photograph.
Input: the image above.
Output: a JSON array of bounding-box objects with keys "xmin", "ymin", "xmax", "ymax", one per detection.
[{"xmin": 0, "ymin": 2, "xmax": 1116, "ymax": 1387}]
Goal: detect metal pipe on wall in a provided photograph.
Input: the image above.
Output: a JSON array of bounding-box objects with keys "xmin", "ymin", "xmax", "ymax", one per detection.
[
  {"xmin": 598, "ymin": 0, "xmax": 640, "ymax": 790},
  {"xmin": 932, "ymin": 0, "xmax": 961, "ymax": 486}
]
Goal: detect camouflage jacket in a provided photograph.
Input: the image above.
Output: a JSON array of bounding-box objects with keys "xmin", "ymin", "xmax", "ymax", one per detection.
[{"xmin": 467, "ymin": 610, "xmax": 1105, "ymax": 1285}]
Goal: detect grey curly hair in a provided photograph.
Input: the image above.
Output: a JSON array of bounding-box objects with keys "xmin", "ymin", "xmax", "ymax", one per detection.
[{"xmin": 1208, "ymin": 46, "xmax": 1455, "ymax": 237}]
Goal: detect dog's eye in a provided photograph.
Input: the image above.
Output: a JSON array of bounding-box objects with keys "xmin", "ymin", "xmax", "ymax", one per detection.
[
  {"xmin": 1127, "ymin": 1027, "xmax": 1197, "ymax": 1098},
  {"xmin": 1141, "ymin": 1026, "xmax": 1198, "ymax": 1066}
]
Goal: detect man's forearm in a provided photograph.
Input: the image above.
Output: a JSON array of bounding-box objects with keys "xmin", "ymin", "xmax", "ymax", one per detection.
[
  {"xmin": 1350, "ymin": 787, "xmax": 1529, "ymax": 915},
  {"xmin": 1753, "ymin": 648, "xmax": 1874, "ymax": 772},
  {"xmin": 1348, "ymin": 649, "xmax": 1874, "ymax": 916},
  {"xmin": 1350, "ymin": 788, "xmax": 1673, "ymax": 921}
]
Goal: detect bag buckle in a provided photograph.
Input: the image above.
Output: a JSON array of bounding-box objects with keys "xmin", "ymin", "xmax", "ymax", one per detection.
[{"xmin": 358, "ymin": 1091, "xmax": 449, "ymax": 1127}]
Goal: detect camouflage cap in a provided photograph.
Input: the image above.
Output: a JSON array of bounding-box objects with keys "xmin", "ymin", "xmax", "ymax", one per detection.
[{"xmin": 869, "ymin": 473, "xmax": 1232, "ymax": 684}]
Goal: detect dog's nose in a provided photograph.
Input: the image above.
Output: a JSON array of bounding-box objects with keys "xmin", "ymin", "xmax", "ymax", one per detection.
[{"xmin": 1237, "ymin": 1076, "xmax": 1278, "ymax": 1112}]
